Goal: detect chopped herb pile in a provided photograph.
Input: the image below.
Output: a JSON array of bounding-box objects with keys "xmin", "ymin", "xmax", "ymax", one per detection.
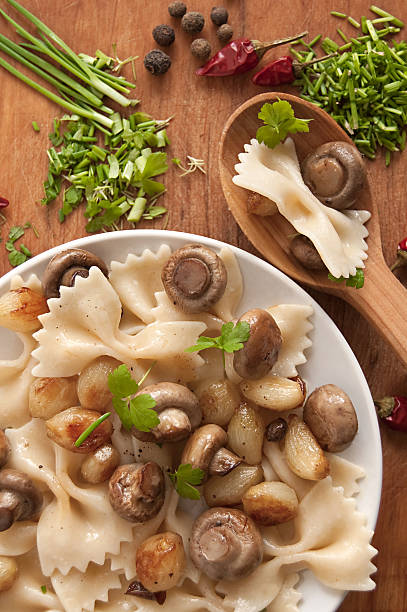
[
  {"xmin": 169, "ymin": 463, "xmax": 205, "ymax": 500},
  {"xmin": 186, "ymin": 320, "xmax": 250, "ymax": 370},
  {"xmin": 5, "ymin": 223, "xmax": 35, "ymax": 267},
  {"xmin": 290, "ymin": 6, "xmax": 407, "ymax": 164},
  {"xmin": 256, "ymin": 100, "xmax": 311, "ymax": 149},
  {"xmin": 108, "ymin": 364, "xmax": 159, "ymax": 432},
  {"xmin": 328, "ymin": 268, "xmax": 365, "ymax": 289},
  {"xmin": 43, "ymin": 114, "xmax": 170, "ymax": 231}
]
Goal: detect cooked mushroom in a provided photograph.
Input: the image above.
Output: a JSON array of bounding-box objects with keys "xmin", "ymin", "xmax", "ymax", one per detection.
[
  {"xmin": 0, "ymin": 469, "xmax": 43, "ymax": 532},
  {"xmin": 161, "ymin": 244, "xmax": 227, "ymax": 313},
  {"xmin": 77, "ymin": 356, "xmax": 121, "ymax": 411},
  {"xmin": 131, "ymin": 382, "xmax": 201, "ymax": 443},
  {"xmin": 108, "ymin": 462, "xmax": 165, "ymax": 523},
  {"xmin": 135, "ymin": 532, "xmax": 185, "ymax": 592},
  {"xmin": 80, "ymin": 443, "xmax": 120, "ymax": 484},
  {"xmin": 189, "ymin": 507, "xmax": 263, "ymax": 581},
  {"xmin": 301, "ymin": 141, "xmax": 366, "ymax": 210},
  {"xmin": 0, "ymin": 431, "xmax": 10, "ymax": 468},
  {"xmin": 29, "ymin": 376, "xmax": 78, "ymax": 419},
  {"xmin": 42, "ymin": 248, "xmax": 109, "ymax": 299},
  {"xmin": 289, "ymin": 235, "xmax": 326, "ymax": 271},
  {"xmin": 233, "ymin": 309, "xmax": 282, "ymax": 380},
  {"xmin": 303, "ymin": 384, "xmax": 358, "ymax": 452},
  {"xmin": 181, "ymin": 424, "xmax": 241, "ymax": 479},
  {"xmin": 46, "ymin": 407, "xmax": 113, "ymax": 453},
  {"xmin": 247, "ymin": 191, "xmax": 277, "ymax": 216},
  {"xmin": 0, "ymin": 556, "xmax": 18, "ymax": 592}
]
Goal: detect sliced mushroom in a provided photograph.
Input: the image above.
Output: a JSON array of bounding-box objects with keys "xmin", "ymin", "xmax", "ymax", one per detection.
[
  {"xmin": 0, "ymin": 431, "xmax": 10, "ymax": 468},
  {"xmin": 161, "ymin": 244, "xmax": 227, "ymax": 313},
  {"xmin": 303, "ymin": 384, "xmax": 358, "ymax": 452},
  {"xmin": 131, "ymin": 382, "xmax": 201, "ymax": 443},
  {"xmin": 0, "ymin": 469, "xmax": 43, "ymax": 532},
  {"xmin": 289, "ymin": 235, "xmax": 326, "ymax": 271},
  {"xmin": 190, "ymin": 507, "xmax": 263, "ymax": 581},
  {"xmin": 80, "ymin": 443, "xmax": 120, "ymax": 484},
  {"xmin": 108, "ymin": 462, "xmax": 165, "ymax": 523},
  {"xmin": 42, "ymin": 248, "xmax": 109, "ymax": 299},
  {"xmin": 46, "ymin": 407, "xmax": 113, "ymax": 453},
  {"xmin": 301, "ymin": 141, "xmax": 366, "ymax": 210},
  {"xmin": 233, "ymin": 309, "xmax": 282, "ymax": 380},
  {"xmin": 181, "ymin": 424, "xmax": 240, "ymax": 480}
]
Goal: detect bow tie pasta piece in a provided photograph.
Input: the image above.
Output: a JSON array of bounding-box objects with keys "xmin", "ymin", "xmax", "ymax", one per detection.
[
  {"xmin": 32, "ymin": 267, "xmax": 207, "ymax": 377},
  {"xmin": 109, "ymin": 245, "xmax": 172, "ymax": 324},
  {"xmin": 233, "ymin": 138, "xmax": 370, "ymax": 279},
  {"xmin": 212, "ymin": 247, "xmax": 243, "ymax": 322},
  {"xmin": 263, "ymin": 477, "xmax": 377, "ymax": 591},
  {"xmin": 268, "ymin": 572, "xmax": 301, "ymax": 612},
  {"xmin": 267, "ymin": 304, "xmax": 313, "ymax": 378},
  {"xmin": 0, "ymin": 522, "xmax": 37, "ymax": 557},
  {"xmin": 51, "ymin": 561, "xmax": 122, "ymax": 612}
]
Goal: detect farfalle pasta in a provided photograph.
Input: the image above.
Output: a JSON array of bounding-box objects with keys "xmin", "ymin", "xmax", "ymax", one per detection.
[{"xmin": 0, "ymin": 243, "xmax": 377, "ymax": 612}]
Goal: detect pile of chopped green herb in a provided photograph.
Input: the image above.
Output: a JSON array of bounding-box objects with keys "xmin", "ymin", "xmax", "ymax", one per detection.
[
  {"xmin": 43, "ymin": 112, "xmax": 170, "ymax": 232},
  {"xmin": 290, "ymin": 5, "xmax": 407, "ymax": 164}
]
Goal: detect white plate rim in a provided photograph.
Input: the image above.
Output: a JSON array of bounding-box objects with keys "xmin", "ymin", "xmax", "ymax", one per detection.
[{"xmin": 0, "ymin": 228, "xmax": 382, "ymax": 612}]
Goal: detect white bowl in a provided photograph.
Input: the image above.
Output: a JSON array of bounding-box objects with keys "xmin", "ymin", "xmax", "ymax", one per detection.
[{"xmin": 0, "ymin": 229, "xmax": 382, "ymax": 612}]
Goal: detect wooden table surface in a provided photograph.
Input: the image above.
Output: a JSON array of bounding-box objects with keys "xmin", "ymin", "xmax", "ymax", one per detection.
[{"xmin": 1, "ymin": 1, "xmax": 406, "ymax": 610}]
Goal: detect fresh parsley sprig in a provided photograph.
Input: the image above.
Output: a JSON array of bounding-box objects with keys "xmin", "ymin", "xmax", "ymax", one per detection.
[
  {"xmin": 328, "ymin": 268, "xmax": 364, "ymax": 289},
  {"xmin": 169, "ymin": 463, "xmax": 205, "ymax": 500},
  {"xmin": 256, "ymin": 100, "xmax": 311, "ymax": 149},
  {"xmin": 108, "ymin": 364, "xmax": 159, "ymax": 432},
  {"xmin": 186, "ymin": 321, "xmax": 250, "ymax": 370}
]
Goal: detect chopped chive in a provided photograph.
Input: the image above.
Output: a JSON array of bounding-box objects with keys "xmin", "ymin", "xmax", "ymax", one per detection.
[
  {"xmin": 40, "ymin": 585, "xmax": 47, "ymax": 594},
  {"xmin": 331, "ymin": 11, "xmax": 346, "ymax": 18},
  {"xmin": 74, "ymin": 412, "xmax": 111, "ymax": 447},
  {"xmin": 366, "ymin": 19, "xmax": 379, "ymax": 41},
  {"xmin": 32, "ymin": 120, "xmax": 40, "ymax": 132},
  {"xmin": 369, "ymin": 5, "xmax": 404, "ymax": 28},
  {"xmin": 337, "ymin": 28, "xmax": 349, "ymax": 43},
  {"xmin": 347, "ymin": 16, "xmax": 361, "ymax": 28},
  {"xmin": 309, "ymin": 34, "xmax": 322, "ymax": 47}
]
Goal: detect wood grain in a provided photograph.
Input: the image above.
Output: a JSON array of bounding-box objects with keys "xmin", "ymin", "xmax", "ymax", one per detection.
[{"xmin": 0, "ymin": 1, "xmax": 406, "ymax": 610}]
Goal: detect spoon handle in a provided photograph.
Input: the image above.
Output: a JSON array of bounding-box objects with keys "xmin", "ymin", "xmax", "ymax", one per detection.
[{"xmin": 344, "ymin": 259, "xmax": 407, "ymax": 368}]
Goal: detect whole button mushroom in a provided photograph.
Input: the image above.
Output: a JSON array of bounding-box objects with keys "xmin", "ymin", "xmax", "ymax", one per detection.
[
  {"xmin": 0, "ymin": 469, "xmax": 43, "ymax": 532},
  {"xmin": 161, "ymin": 244, "xmax": 227, "ymax": 314},
  {"xmin": 108, "ymin": 462, "xmax": 165, "ymax": 523},
  {"xmin": 303, "ymin": 384, "xmax": 358, "ymax": 452},
  {"xmin": 131, "ymin": 382, "xmax": 202, "ymax": 443},
  {"xmin": 233, "ymin": 309, "xmax": 282, "ymax": 380},
  {"xmin": 42, "ymin": 248, "xmax": 109, "ymax": 299},
  {"xmin": 181, "ymin": 424, "xmax": 242, "ymax": 480},
  {"xmin": 190, "ymin": 507, "xmax": 263, "ymax": 581},
  {"xmin": 301, "ymin": 141, "xmax": 366, "ymax": 210},
  {"xmin": 0, "ymin": 431, "xmax": 10, "ymax": 468},
  {"xmin": 289, "ymin": 234, "xmax": 326, "ymax": 271}
]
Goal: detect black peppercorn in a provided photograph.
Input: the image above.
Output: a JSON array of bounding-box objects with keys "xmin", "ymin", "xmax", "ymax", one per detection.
[
  {"xmin": 143, "ymin": 50, "xmax": 172, "ymax": 75},
  {"xmin": 217, "ymin": 23, "xmax": 233, "ymax": 43},
  {"xmin": 181, "ymin": 11, "xmax": 205, "ymax": 34},
  {"xmin": 168, "ymin": 1, "xmax": 187, "ymax": 18},
  {"xmin": 266, "ymin": 418, "xmax": 287, "ymax": 442},
  {"xmin": 152, "ymin": 24, "xmax": 175, "ymax": 46},
  {"xmin": 210, "ymin": 6, "xmax": 228, "ymax": 26},
  {"xmin": 190, "ymin": 38, "xmax": 211, "ymax": 61}
]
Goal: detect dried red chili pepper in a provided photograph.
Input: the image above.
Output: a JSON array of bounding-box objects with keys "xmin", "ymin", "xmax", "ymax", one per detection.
[
  {"xmin": 390, "ymin": 237, "xmax": 407, "ymax": 272},
  {"xmin": 252, "ymin": 53, "xmax": 336, "ymax": 86},
  {"xmin": 374, "ymin": 396, "xmax": 407, "ymax": 433},
  {"xmin": 196, "ymin": 31, "xmax": 307, "ymax": 77},
  {"xmin": 0, "ymin": 197, "xmax": 9, "ymax": 208}
]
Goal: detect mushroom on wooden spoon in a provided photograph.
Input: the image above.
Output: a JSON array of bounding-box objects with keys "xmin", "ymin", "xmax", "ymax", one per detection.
[{"xmin": 219, "ymin": 92, "xmax": 407, "ymax": 367}]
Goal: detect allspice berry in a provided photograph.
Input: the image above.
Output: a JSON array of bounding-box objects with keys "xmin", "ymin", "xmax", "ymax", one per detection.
[
  {"xmin": 144, "ymin": 50, "xmax": 172, "ymax": 75},
  {"xmin": 210, "ymin": 7, "xmax": 228, "ymax": 26},
  {"xmin": 181, "ymin": 11, "xmax": 205, "ymax": 34},
  {"xmin": 168, "ymin": 1, "xmax": 187, "ymax": 18},
  {"xmin": 217, "ymin": 23, "xmax": 233, "ymax": 43},
  {"xmin": 152, "ymin": 24, "xmax": 175, "ymax": 46},
  {"xmin": 191, "ymin": 38, "xmax": 211, "ymax": 61}
]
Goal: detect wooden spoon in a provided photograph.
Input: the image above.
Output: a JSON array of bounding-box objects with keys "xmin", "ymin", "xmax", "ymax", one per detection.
[{"xmin": 219, "ymin": 92, "xmax": 407, "ymax": 367}]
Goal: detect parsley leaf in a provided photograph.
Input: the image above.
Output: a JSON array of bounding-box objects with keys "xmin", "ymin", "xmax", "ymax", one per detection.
[
  {"xmin": 108, "ymin": 365, "xmax": 158, "ymax": 431},
  {"xmin": 186, "ymin": 321, "xmax": 250, "ymax": 354},
  {"xmin": 328, "ymin": 268, "xmax": 364, "ymax": 289},
  {"xmin": 6, "ymin": 225, "xmax": 34, "ymax": 267},
  {"xmin": 256, "ymin": 100, "xmax": 311, "ymax": 149},
  {"xmin": 169, "ymin": 463, "xmax": 205, "ymax": 500}
]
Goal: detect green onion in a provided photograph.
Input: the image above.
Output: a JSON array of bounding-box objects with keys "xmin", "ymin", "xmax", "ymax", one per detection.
[
  {"xmin": 32, "ymin": 120, "xmax": 40, "ymax": 132},
  {"xmin": 331, "ymin": 11, "xmax": 346, "ymax": 18},
  {"xmin": 370, "ymin": 5, "xmax": 404, "ymax": 28},
  {"xmin": 74, "ymin": 412, "xmax": 111, "ymax": 447},
  {"xmin": 348, "ymin": 16, "xmax": 360, "ymax": 29}
]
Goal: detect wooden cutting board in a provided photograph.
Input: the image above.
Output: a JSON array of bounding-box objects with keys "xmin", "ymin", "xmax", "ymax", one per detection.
[{"xmin": 1, "ymin": 1, "xmax": 406, "ymax": 610}]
